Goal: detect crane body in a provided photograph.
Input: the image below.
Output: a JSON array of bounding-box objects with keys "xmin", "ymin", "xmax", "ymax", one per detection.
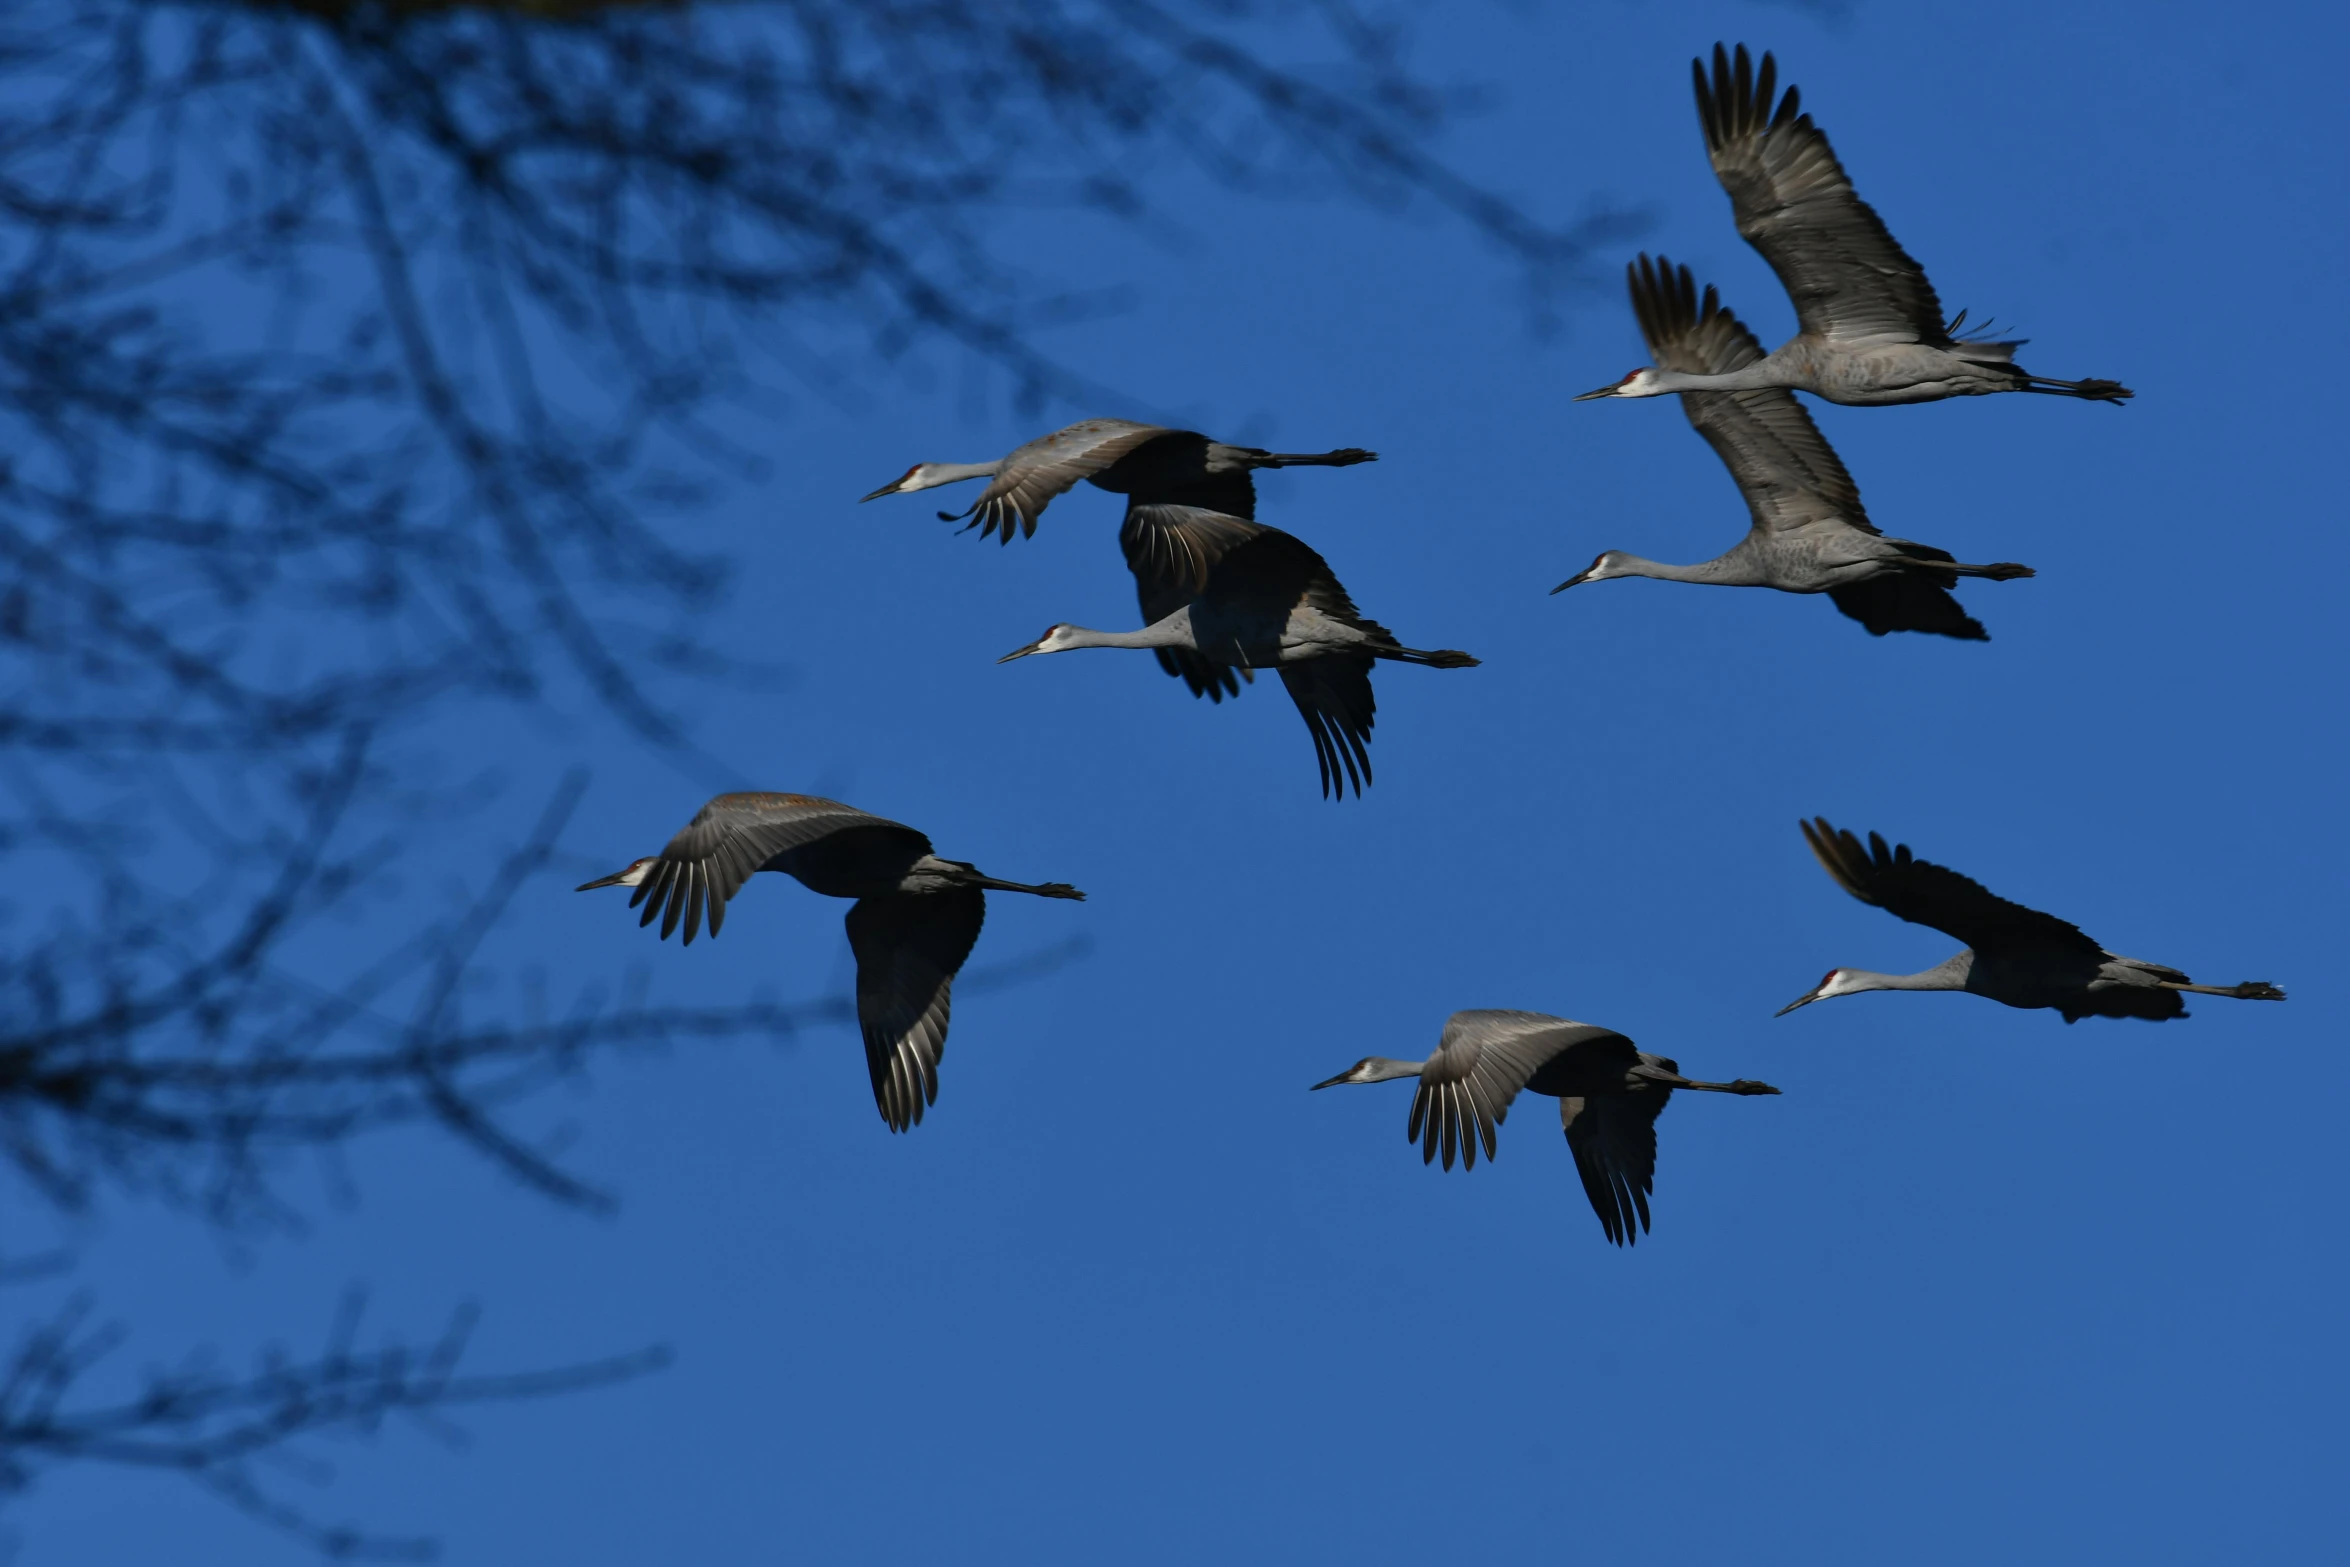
[
  {"xmin": 1780, "ymin": 819, "xmax": 2286, "ymax": 1023},
  {"xmin": 1577, "ymin": 46, "xmax": 2131, "ymax": 408},
  {"xmin": 999, "ymin": 525, "xmax": 1476, "ymax": 798},
  {"xmin": 580, "ymin": 793, "xmax": 1084, "ymax": 1131},
  {"xmin": 1314, "ymin": 1009, "xmax": 1779, "ymax": 1246}
]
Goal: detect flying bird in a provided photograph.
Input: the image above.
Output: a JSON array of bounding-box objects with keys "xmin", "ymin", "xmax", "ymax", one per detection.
[
  {"xmin": 1576, "ymin": 45, "xmax": 2132, "ymax": 407},
  {"xmin": 998, "ymin": 525, "xmax": 1477, "ymax": 799},
  {"xmin": 862, "ymin": 418, "xmax": 1376, "ymax": 700},
  {"xmin": 1312, "ymin": 1009, "xmax": 1780, "ymax": 1246},
  {"xmin": 1780, "ymin": 818, "xmax": 2286, "ymax": 1022},
  {"xmin": 1556, "ymin": 256, "xmax": 2035, "ymax": 639},
  {"xmin": 578, "ymin": 793, "xmax": 1084, "ymax": 1131}
]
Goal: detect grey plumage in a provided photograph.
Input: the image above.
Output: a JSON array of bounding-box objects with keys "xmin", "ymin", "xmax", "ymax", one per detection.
[
  {"xmin": 998, "ymin": 526, "xmax": 1478, "ymax": 799},
  {"xmin": 1780, "ymin": 818, "xmax": 2287, "ymax": 1023},
  {"xmin": 1558, "ymin": 256, "xmax": 2035, "ymax": 638},
  {"xmin": 862, "ymin": 418, "xmax": 1377, "ymax": 700},
  {"xmin": 1576, "ymin": 46, "xmax": 2131, "ymax": 407},
  {"xmin": 1311, "ymin": 1009, "xmax": 1780, "ymax": 1246},
  {"xmin": 577, "ymin": 792, "xmax": 1083, "ymax": 1131}
]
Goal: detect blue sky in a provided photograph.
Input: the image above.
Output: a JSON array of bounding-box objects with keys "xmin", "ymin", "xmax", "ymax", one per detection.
[{"xmin": 21, "ymin": 0, "xmax": 2349, "ymax": 1561}]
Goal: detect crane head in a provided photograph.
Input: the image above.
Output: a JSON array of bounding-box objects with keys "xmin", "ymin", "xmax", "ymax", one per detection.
[
  {"xmin": 997, "ymin": 625, "xmax": 1078, "ymax": 662},
  {"xmin": 1775, "ymin": 969, "xmax": 1858, "ymax": 1016},
  {"xmin": 577, "ymin": 857, "xmax": 658, "ymax": 892},
  {"xmin": 1573, "ymin": 368, "xmax": 1666, "ymax": 401},
  {"xmin": 860, "ymin": 463, "xmax": 932, "ymax": 502},
  {"xmin": 1310, "ymin": 1057, "xmax": 1420, "ymax": 1089},
  {"xmin": 1552, "ymin": 551, "xmax": 1627, "ymax": 593}
]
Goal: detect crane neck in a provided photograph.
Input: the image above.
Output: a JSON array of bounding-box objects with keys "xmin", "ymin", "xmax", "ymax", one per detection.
[
  {"xmin": 1645, "ymin": 361, "xmax": 1789, "ymax": 394},
  {"xmin": 922, "ymin": 460, "xmax": 1001, "ymax": 488},
  {"xmin": 1841, "ymin": 960, "xmax": 1970, "ymax": 994},
  {"xmin": 1598, "ymin": 550, "xmax": 1769, "ymax": 587},
  {"xmin": 1051, "ymin": 617, "xmax": 1194, "ymax": 653},
  {"xmin": 1353, "ymin": 1057, "xmax": 1427, "ymax": 1084}
]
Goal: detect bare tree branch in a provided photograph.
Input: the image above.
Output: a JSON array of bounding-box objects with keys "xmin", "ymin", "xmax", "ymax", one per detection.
[
  {"xmin": 0, "ymin": 2, "xmax": 1599, "ymax": 1551},
  {"xmin": 0, "ymin": 1287, "xmax": 669, "ymax": 1560}
]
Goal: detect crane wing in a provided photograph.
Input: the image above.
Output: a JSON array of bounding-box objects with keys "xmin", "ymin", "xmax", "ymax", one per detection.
[
  {"xmin": 1087, "ymin": 429, "xmax": 1261, "ymax": 518},
  {"xmin": 630, "ymin": 793, "xmax": 929, "ymax": 945},
  {"xmin": 950, "ymin": 419, "xmax": 1171, "ymax": 542},
  {"xmin": 845, "ymin": 887, "xmax": 987, "ymax": 1133},
  {"xmin": 1188, "ymin": 528, "xmax": 1396, "ymax": 800},
  {"xmin": 1561, "ymin": 1082, "xmax": 1671, "ymax": 1247},
  {"xmin": 1801, "ymin": 818, "xmax": 2103, "ymax": 959},
  {"xmin": 1694, "ymin": 44, "xmax": 1946, "ymax": 347},
  {"xmin": 1122, "ymin": 503, "xmax": 1266, "ymax": 701},
  {"xmin": 1279, "ymin": 660, "xmax": 1376, "ymax": 801},
  {"xmin": 1411, "ymin": 1011, "xmax": 1636, "ymax": 1171},
  {"xmin": 1826, "ymin": 562, "xmax": 1989, "ymax": 641},
  {"xmin": 1198, "ymin": 528, "xmax": 1384, "ymax": 637},
  {"xmin": 1627, "ymin": 254, "xmax": 1873, "ymax": 539}
]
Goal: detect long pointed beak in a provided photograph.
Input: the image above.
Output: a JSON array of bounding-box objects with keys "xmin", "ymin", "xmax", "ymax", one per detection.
[
  {"xmin": 1309, "ymin": 1071, "xmax": 1353, "ymax": 1091},
  {"xmin": 997, "ymin": 643, "xmax": 1043, "ymax": 664},
  {"xmin": 1571, "ymin": 384, "xmax": 1623, "ymax": 402},
  {"xmin": 576, "ymin": 868, "xmax": 637, "ymax": 892},
  {"xmin": 858, "ymin": 481, "xmax": 904, "ymax": 503},
  {"xmin": 1774, "ymin": 990, "xmax": 1825, "ymax": 1018},
  {"xmin": 1551, "ymin": 568, "xmax": 1597, "ymax": 594}
]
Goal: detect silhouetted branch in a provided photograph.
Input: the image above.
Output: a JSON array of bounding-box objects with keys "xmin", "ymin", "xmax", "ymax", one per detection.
[
  {"xmin": 0, "ymin": 1287, "xmax": 668, "ymax": 1560},
  {"xmin": 0, "ymin": 2, "xmax": 1567, "ymax": 1550},
  {"xmin": 0, "ymin": 760, "xmax": 711, "ymax": 1222},
  {"xmin": 0, "ymin": 1, "xmax": 1627, "ymax": 800}
]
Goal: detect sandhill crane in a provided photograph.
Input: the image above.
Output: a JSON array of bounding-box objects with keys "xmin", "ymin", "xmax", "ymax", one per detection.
[
  {"xmin": 997, "ymin": 525, "xmax": 1477, "ymax": 799},
  {"xmin": 1312, "ymin": 1010, "xmax": 1780, "ymax": 1246},
  {"xmin": 577, "ymin": 793, "xmax": 1084, "ymax": 1131},
  {"xmin": 1576, "ymin": 45, "xmax": 2132, "ymax": 408},
  {"xmin": 863, "ymin": 419, "xmax": 1376, "ymax": 700},
  {"xmin": 1779, "ymin": 818, "xmax": 2287, "ymax": 1023},
  {"xmin": 1556, "ymin": 256, "xmax": 2036, "ymax": 639}
]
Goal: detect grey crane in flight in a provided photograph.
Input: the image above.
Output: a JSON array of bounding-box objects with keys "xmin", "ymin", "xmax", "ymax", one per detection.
[
  {"xmin": 997, "ymin": 525, "xmax": 1477, "ymax": 799},
  {"xmin": 578, "ymin": 793, "xmax": 1084, "ymax": 1131},
  {"xmin": 862, "ymin": 419, "xmax": 1376, "ymax": 700},
  {"xmin": 1576, "ymin": 45, "xmax": 2132, "ymax": 408},
  {"xmin": 1312, "ymin": 1010, "xmax": 1780, "ymax": 1246},
  {"xmin": 1779, "ymin": 818, "xmax": 2286, "ymax": 1023},
  {"xmin": 1556, "ymin": 255, "xmax": 2036, "ymax": 639}
]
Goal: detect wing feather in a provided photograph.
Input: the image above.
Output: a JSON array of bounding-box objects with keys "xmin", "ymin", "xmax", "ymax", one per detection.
[
  {"xmin": 1122, "ymin": 504, "xmax": 1265, "ymax": 701},
  {"xmin": 953, "ymin": 420, "xmax": 1171, "ymax": 542},
  {"xmin": 1695, "ymin": 44, "xmax": 1946, "ymax": 346},
  {"xmin": 1825, "ymin": 570, "xmax": 1989, "ymax": 640},
  {"xmin": 1412, "ymin": 1011, "xmax": 1637, "ymax": 1174},
  {"xmin": 1628, "ymin": 253, "xmax": 1873, "ymax": 538},
  {"xmin": 1279, "ymin": 661, "xmax": 1375, "ymax": 802},
  {"xmin": 630, "ymin": 793, "xmax": 930, "ymax": 945},
  {"xmin": 844, "ymin": 887, "xmax": 987, "ymax": 1133},
  {"xmin": 1801, "ymin": 817, "xmax": 2102, "ymax": 958},
  {"xmin": 1561, "ymin": 1086, "xmax": 1669, "ymax": 1247}
]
